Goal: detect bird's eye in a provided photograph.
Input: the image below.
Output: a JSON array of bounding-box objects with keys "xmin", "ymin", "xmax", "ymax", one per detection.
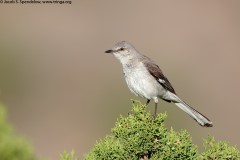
[{"xmin": 119, "ymin": 47, "xmax": 125, "ymax": 51}]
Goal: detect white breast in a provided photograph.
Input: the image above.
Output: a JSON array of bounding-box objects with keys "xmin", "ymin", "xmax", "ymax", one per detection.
[{"xmin": 123, "ymin": 62, "xmax": 166, "ymax": 99}]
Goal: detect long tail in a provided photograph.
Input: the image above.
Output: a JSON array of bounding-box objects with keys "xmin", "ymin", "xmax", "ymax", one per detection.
[
  {"xmin": 175, "ymin": 102, "xmax": 213, "ymax": 127},
  {"xmin": 168, "ymin": 93, "xmax": 213, "ymax": 127}
]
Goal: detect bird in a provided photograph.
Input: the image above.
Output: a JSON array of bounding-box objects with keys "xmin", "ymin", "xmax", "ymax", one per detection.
[{"xmin": 105, "ymin": 41, "xmax": 213, "ymax": 127}]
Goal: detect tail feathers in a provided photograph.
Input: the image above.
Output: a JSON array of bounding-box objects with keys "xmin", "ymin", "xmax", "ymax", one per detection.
[
  {"xmin": 165, "ymin": 92, "xmax": 213, "ymax": 127},
  {"xmin": 175, "ymin": 102, "xmax": 213, "ymax": 127}
]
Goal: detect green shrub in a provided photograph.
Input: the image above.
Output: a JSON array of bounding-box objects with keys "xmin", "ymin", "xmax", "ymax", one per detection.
[
  {"xmin": 82, "ymin": 101, "xmax": 239, "ymax": 160},
  {"xmin": 200, "ymin": 137, "xmax": 239, "ymax": 160},
  {"xmin": 0, "ymin": 103, "xmax": 36, "ymax": 160},
  {"xmin": 60, "ymin": 150, "xmax": 79, "ymax": 160}
]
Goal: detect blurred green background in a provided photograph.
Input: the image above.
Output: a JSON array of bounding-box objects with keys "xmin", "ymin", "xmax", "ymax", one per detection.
[{"xmin": 0, "ymin": 1, "xmax": 240, "ymax": 159}]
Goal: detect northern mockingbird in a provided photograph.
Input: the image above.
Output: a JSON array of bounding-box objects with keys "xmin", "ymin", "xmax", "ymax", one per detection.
[{"xmin": 105, "ymin": 41, "xmax": 213, "ymax": 127}]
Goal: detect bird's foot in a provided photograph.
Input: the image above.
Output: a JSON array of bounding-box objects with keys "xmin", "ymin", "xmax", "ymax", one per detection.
[
  {"xmin": 152, "ymin": 113, "xmax": 157, "ymax": 120},
  {"xmin": 128, "ymin": 112, "xmax": 134, "ymax": 116}
]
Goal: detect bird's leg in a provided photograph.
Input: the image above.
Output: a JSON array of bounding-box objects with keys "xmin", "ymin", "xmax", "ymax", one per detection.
[
  {"xmin": 154, "ymin": 103, "xmax": 157, "ymax": 119},
  {"xmin": 152, "ymin": 98, "xmax": 158, "ymax": 119},
  {"xmin": 146, "ymin": 99, "xmax": 150, "ymax": 106}
]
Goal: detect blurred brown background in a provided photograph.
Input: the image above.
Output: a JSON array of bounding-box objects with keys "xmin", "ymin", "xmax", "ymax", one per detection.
[{"xmin": 0, "ymin": 1, "xmax": 240, "ymax": 159}]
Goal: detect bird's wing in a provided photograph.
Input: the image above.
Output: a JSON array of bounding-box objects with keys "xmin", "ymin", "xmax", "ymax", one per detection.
[{"xmin": 143, "ymin": 58, "xmax": 176, "ymax": 94}]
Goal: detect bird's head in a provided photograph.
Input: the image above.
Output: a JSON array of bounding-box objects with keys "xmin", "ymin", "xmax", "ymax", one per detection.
[{"xmin": 105, "ymin": 41, "xmax": 137, "ymax": 63}]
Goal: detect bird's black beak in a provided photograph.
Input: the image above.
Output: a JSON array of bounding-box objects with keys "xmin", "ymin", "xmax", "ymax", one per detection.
[{"xmin": 105, "ymin": 49, "xmax": 114, "ymax": 53}]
